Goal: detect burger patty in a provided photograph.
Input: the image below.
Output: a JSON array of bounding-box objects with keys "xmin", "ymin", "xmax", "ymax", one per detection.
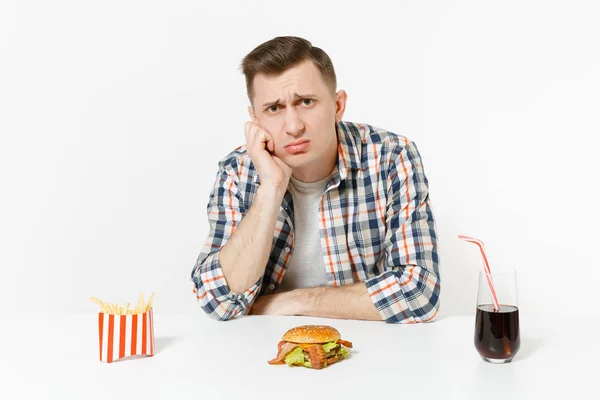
[
  {"xmin": 301, "ymin": 345, "xmax": 341, "ymax": 359},
  {"xmin": 303, "ymin": 344, "xmax": 342, "ymax": 369},
  {"xmin": 325, "ymin": 345, "xmax": 342, "ymax": 358}
]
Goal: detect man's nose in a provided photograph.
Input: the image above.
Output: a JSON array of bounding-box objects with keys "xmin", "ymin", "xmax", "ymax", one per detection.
[{"xmin": 284, "ymin": 107, "xmax": 305, "ymax": 137}]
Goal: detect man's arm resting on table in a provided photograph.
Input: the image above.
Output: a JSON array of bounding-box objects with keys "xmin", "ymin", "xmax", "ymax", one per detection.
[
  {"xmin": 249, "ymin": 264, "xmax": 440, "ymax": 323},
  {"xmin": 219, "ymin": 184, "xmax": 285, "ymax": 293},
  {"xmin": 249, "ymin": 282, "xmax": 383, "ymax": 321},
  {"xmin": 192, "ymin": 184, "xmax": 285, "ymax": 320},
  {"xmin": 191, "ymin": 160, "xmax": 288, "ymax": 319}
]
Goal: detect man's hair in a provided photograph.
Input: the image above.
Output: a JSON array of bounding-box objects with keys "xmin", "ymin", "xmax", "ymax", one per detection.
[{"xmin": 240, "ymin": 36, "xmax": 337, "ymax": 103}]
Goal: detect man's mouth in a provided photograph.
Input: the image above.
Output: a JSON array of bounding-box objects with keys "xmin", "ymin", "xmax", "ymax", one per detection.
[{"xmin": 285, "ymin": 140, "xmax": 310, "ymax": 154}]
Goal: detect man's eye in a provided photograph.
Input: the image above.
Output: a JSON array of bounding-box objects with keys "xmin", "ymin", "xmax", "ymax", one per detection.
[
  {"xmin": 268, "ymin": 105, "xmax": 279, "ymax": 112},
  {"xmin": 302, "ymin": 99, "xmax": 313, "ymax": 106}
]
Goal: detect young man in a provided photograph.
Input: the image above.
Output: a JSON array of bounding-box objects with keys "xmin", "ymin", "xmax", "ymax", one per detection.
[{"xmin": 191, "ymin": 36, "xmax": 440, "ymax": 323}]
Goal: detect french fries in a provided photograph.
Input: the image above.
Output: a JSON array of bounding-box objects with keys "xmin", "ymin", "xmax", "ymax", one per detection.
[{"xmin": 90, "ymin": 292, "xmax": 155, "ymax": 315}]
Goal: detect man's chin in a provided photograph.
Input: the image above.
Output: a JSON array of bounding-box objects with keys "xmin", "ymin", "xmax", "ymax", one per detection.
[{"xmin": 281, "ymin": 153, "xmax": 311, "ymax": 169}]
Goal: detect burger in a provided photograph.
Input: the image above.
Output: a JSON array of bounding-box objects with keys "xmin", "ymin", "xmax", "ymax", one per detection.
[{"xmin": 268, "ymin": 325, "xmax": 353, "ymax": 369}]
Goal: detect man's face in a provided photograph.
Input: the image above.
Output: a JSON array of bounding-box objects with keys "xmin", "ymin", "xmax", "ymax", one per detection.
[{"xmin": 249, "ymin": 60, "xmax": 346, "ymax": 175}]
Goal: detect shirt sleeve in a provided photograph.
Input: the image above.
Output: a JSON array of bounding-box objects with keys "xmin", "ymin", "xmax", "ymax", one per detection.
[
  {"xmin": 190, "ymin": 162, "xmax": 262, "ymax": 321},
  {"xmin": 365, "ymin": 141, "xmax": 441, "ymax": 324}
]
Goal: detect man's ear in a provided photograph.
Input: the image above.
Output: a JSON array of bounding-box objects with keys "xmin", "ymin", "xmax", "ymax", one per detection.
[
  {"xmin": 334, "ymin": 90, "xmax": 348, "ymax": 122},
  {"xmin": 247, "ymin": 106, "xmax": 258, "ymax": 124}
]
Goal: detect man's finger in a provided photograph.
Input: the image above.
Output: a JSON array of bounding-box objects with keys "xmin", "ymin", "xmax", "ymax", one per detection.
[
  {"xmin": 252, "ymin": 127, "xmax": 269, "ymax": 150},
  {"xmin": 264, "ymin": 132, "xmax": 274, "ymax": 153},
  {"xmin": 244, "ymin": 121, "xmax": 256, "ymax": 147},
  {"xmin": 250, "ymin": 124, "xmax": 262, "ymax": 146},
  {"xmin": 245, "ymin": 121, "xmax": 277, "ymax": 158},
  {"xmin": 249, "ymin": 128, "xmax": 261, "ymax": 151},
  {"xmin": 273, "ymin": 156, "xmax": 292, "ymax": 174},
  {"xmin": 245, "ymin": 122, "xmax": 257, "ymax": 149}
]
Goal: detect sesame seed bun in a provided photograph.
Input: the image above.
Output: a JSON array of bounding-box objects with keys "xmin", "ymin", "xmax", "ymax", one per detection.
[{"xmin": 282, "ymin": 325, "xmax": 341, "ymax": 344}]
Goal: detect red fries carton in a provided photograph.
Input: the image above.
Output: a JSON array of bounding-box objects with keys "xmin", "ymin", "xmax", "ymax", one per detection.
[{"xmin": 91, "ymin": 292, "xmax": 155, "ymax": 363}]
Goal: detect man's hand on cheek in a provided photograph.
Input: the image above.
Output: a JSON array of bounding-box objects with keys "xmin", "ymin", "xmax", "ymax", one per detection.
[{"xmin": 244, "ymin": 121, "xmax": 292, "ymax": 191}]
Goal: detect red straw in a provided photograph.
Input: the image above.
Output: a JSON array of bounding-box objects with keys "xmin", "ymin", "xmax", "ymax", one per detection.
[{"xmin": 458, "ymin": 235, "xmax": 500, "ymax": 312}]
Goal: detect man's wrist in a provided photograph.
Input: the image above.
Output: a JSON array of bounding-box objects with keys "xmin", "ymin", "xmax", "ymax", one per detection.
[
  {"xmin": 253, "ymin": 184, "xmax": 288, "ymax": 218},
  {"xmin": 284, "ymin": 288, "xmax": 314, "ymax": 315},
  {"xmin": 257, "ymin": 182, "xmax": 287, "ymax": 199}
]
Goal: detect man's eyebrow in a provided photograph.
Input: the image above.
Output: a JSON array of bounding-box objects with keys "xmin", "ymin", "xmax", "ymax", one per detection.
[
  {"xmin": 261, "ymin": 93, "xmax": 317, "ymax": 108},
  {"xmin": 294, "ymin": 93, "xmax": 317, "ymax": 99},
  {"xmin": 261, "ymin": 99, "xmax": 281, "ymax": 108}
]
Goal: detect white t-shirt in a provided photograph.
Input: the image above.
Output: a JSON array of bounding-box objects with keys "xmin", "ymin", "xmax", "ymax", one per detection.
[{"xmin": 278, "ymin": 174, "xmax": 331, "ymax": 292}]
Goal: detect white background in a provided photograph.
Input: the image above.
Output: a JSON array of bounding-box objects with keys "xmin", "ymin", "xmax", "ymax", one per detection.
[{"xmin": 1, "ymin": 0, "xmax": 599, "ymax": 320}]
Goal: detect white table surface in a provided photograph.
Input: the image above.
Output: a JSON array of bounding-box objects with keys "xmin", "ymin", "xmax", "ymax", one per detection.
[{"xmin": 0, "ymin": 312, "xmax": 595, "ymax": 399}]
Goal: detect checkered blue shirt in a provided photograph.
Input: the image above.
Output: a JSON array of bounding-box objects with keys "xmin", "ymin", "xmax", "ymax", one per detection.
[{"xmin": 191, "ymin": 121, "xmax": 440, "ymax": 323}]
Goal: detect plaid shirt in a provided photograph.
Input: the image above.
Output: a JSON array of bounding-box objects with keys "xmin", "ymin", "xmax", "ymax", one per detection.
[{"xmin": 191, "ymin": 121, "xmax": 440, "ymax": 323}]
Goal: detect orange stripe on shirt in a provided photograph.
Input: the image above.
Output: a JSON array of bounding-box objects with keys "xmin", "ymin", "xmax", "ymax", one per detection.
[
  {"xmin": 274, "ymin": 226, "xmax": 289, "ymax": 235},
  {"xmin": 390, "ymin": 242, "xmax": 435, "ymax": 252},
  {"xmin": 338, "ymin": 142, "xmax": 348, "ymax": 172},
  {"xmin": 406, "ymin": 307, "xmax": 439, "ymax": 324},
  {"xmin": 196, "ymin": 290, "xmax": 208, "ymax": 300},
  {"xmin": 239, "ymin": 157, "xmax": 245, "ymax": 182},
  {"xmin": 203, "ymin": 274, "xmax": 224, "ymax": 283},
  {"xmin": 228, "ymin": 179, "xmax": 237, "ymax": 233},
  {"xmin": 422, "ymin": 307, "xmax": 439, "ymax": 322},
  {"xmin": 321, "ymin": 196, "xmax": 337, "ymax": 285},
  {"xmin": 370, "ymin": 281, "xmax": 396, "ymax": 296},
  {"xmin": 276, "ymin": 237, "xmax": 293, "ymax": 283},
  {"xmin": 373, "ymin": 143, "xmax": 386, "ymax": 227},
  {"xmin": 399, "ymin": 266, "xmax": 415, "ymax": 287},
  {"xmin": 399, "ymin": 268, "xmax": 438, "ymax": 288},
  {"xmin": 399, "ymin": 152, "xmax": 411, "ymax": 264},
  {"xmin": 345, "ymin": 212, "xmax": 361, "ymax": 282},
  {"xmin": 359, "ymin": 124, "xmax": 367, "ymax": 144}
]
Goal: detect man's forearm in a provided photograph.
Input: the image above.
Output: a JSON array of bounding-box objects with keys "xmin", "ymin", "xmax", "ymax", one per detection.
[
  {"xmin": 219, "ymin": 185, "xmax": 285, "ymax": 294},
  {"xmin": 288, "ymin": 282, "xmax": 382, "ymax": 321}
]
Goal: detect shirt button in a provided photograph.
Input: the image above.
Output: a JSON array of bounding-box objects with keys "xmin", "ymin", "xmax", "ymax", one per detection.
[
  {"xmin": 285, "ymin": 247, "xmax": 291, "ymax": 253},
  {"xmin": 268, "ymin": 284, "xmax": 275, "ymax": 290}
]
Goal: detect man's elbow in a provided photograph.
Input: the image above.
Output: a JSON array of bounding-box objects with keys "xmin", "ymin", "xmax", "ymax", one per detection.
[
  {"xmin": 198, "ymin": 300, "xmax": 243, "ymax": 321},
  {"xmin": 409, "ymin": 284, "xmax": 441, "ymax": 324},
  {"xmin": 383, "ymin": 284, "xmax": 440, "ymax": 324},
  {"xmin": 194, "ymin": 287, "xmax": 248, "ymax": 322},
  {"xmin": 191, "ymin": 262, "xmax": 247, "ymax": 321},
  {"xmin": 409, "ymin": 266, "xmax": 441, "ymax": 323}
]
